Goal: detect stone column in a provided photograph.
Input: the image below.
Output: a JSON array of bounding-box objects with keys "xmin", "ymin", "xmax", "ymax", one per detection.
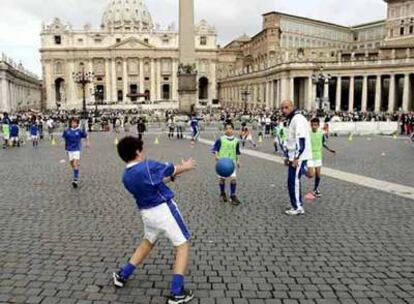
[
  {"xmin": 280, "ymin": 77, "xmax": 289, "ymax": 101},
  {"xmin": 323, "ymin": 79, "xmax": 329, "ymax": 100},
  {"xmin": 139, "ymin": 59, "xmax": 145, "ymax": 102},
  {"xmin": 150, "ymin": 59, "xmax": 156, "ymax": 101},
  {"xmin": 105, "ymin": 59, "xmax": 111, "ymax": 102},
  {"xmin": 265, "ymin": 81, "xmax": 270, "ymax": 108},
  {"xmin": 172, "ymin": 59, "xmax": 179, "ymax": 101},
  {"xmin": 43, "ymin": 61, "xmax": 53, "ymax": 109},
  {"xmin": 111, "ymin": 59, "xmax": 117, "ymax": 102},
  {"xmin": 402, "ymin": 73, "xmax": 410, "ymax": 111},
  {"xmin": 156, "ymin": 59, "xmax": 161, "ymax": 100},
  {"xmin": 289, "ymin": 77, "xmax": 295, "ymax": 101},
  {"xmin": 67, "ymin": 60, "xmax": 76, "ymax": 108},
  {"xmin": 348, "ymin": 76, "xmax": 355, "ymax": 112},
  {"xmin": 277, "ymin": 80, "xmax": 282, "ymax": 107},
  {"xmin": 1, "ymin": 78, "xmax": 9, "ymax": 112},
  {"xmin": 123, "ymin": 58, "xmax": 128, "ymax": 103},
  {"xmin": 335, "ymin": 76, "xmax": 342, "ymax": 111},
  {"xmin": 269, "ymin": 80, "xmax": 274, "ymax": 109},
  {"xmin": 375, "ymin": 75, "xmax": 381, "ymax": 112},
  {"xmin": 210, "ymin": 61, "xmax": 217, "ymax": 103},
  {"xmin": 361, "ymin": 75, "xmax": 368, "ymax": 112},
  {"xmin": 307, "ymin": 76, "xmax": 314, "ymax": 111},
  {"xmin": 388, "ymin": 74, "xmax": 395, "ymax": 113}
]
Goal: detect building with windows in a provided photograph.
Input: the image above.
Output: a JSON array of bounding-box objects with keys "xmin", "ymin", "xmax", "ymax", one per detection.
[
  {"xmin": 218, "ymin": 0, "xmax": 414, "ymax": 113},
  {"xmin": 0, "ymin": 53, "xmax": 42, "ymax": 112},
  {"xmin": 40, "ymin": 0, "xmax": 217, "ymax": 110}
]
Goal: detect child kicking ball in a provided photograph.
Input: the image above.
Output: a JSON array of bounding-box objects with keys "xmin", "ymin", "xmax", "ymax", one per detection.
[{"xmin": 113, "ymin": 136, "xmax": 196, "ymax": 304}]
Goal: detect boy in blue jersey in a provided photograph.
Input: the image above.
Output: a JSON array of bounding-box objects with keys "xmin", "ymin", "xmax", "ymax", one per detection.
[
  {"xmin": 189, "ymin": 114, "xmax": 200, "ymax": 143},
  {"xmin": 113, "ymin": 136, "xmax": 196, "ymax": 304},
  {"xmin": 10, "ymin": 120, "xmax": 20, "ymax": 147},
  {"xmin": 30, "ymin": 117, "xmax": 40, "ymax": 148},
  {"xmin": 62, "ymin": 118, "xmax": 90, "ymax": 188}
]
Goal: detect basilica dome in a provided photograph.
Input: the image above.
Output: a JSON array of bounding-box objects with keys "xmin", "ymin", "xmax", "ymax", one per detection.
[{"xmin": 102, "ymin": 0, "xmax": 153, "ymax": 31}]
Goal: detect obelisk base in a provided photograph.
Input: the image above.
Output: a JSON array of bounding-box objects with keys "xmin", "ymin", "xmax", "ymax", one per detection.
[{"xmin": 178, "ymin": 72, "xmax": 197, "ymax": 114}]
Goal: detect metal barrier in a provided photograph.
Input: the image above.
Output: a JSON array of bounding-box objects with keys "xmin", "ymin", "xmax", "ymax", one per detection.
[{"xmin": 330, "ymin": 121, "xmax": 398, "ymax": 135}]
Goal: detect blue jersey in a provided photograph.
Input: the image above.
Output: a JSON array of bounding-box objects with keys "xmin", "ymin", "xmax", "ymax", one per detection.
[
  {"xmin": 122, "ymin": 160, "xmax": 176, "ymax": 210},
  {"xmin": 62, "ymin": 128, "xmax": 87, "ymax": 152},
  {"xmin": 190, "ymin": 117, "xmax": 199, "ymax": 130},
  {"xmin": 10, "ymin": 124, "xmax": 19, "ymax": 137},
  {"xmin": 30, "ymin": 124, "xmax": 39, "ymax": 136}
]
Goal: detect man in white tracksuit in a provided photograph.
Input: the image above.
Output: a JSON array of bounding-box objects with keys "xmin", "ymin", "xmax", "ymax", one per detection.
[{"xmin": 281, "ymin": 100, "xmax": 312, "ymax": 216}]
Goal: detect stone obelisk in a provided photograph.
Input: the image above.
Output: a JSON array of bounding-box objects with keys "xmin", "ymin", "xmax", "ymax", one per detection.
[{"xmin": 178, "ymin": 0, "xmax": 197, "ymax": 113}]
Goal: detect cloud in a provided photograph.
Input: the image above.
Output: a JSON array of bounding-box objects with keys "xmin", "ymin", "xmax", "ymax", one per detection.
[{"xmin": 0, "ymin": 0, "xmax": 387, "ymax": 76}]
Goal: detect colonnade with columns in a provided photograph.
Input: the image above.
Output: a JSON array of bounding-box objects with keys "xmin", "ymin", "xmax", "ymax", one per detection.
[{"xmin": 220, "ymin": 72, "xmax": 414, "ymax": 112}]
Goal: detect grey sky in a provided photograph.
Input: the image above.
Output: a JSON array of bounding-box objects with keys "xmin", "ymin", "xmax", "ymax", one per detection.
[{"xmin": 0, "ymin": 0, "xmax": 387, "ymax": 76}]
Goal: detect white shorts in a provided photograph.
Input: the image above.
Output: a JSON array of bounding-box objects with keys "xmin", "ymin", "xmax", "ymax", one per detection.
[
  {"xmin": 218, "ymin": 168, "xmax": 237, "ymax": 179},
  {"xmin": 141, "ymin": 201, "xmax": 190, "ymax": 247},
  {"xmin": 308, "ymin": 159, "xmax": 322, "ymax": 168},
  {"xmin": 10, "ymin": 137, "xmax": 18, "ymax": 141},
  {"xmin": 31, "ymin": 135, "xmax": 39, "ymax": 141},
  {"xmin": 68, "ymin": 151, "xmax": 81, "ymax": 161}
]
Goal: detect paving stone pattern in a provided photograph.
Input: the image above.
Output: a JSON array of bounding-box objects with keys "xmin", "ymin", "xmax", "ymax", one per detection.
[{"xmin": 0, "ymin": 132, "xmax": 413, "ymax": 304}]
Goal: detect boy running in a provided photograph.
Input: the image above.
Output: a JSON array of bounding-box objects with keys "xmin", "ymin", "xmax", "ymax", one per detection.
[
  {"xmin": 30, "ymin": 117, "xmax": 40, "ymax": 148},
  {"xmin": 2, "ymin": 120, "xmax": 10, "ymax": 149},
  {"xmin": 167, "ymin": 116, "xmax": 175, "ymax": 139},
  {"xmin": 62, "ymin": 118, "xmax": 90, "ymax": 188},
  {"xmin": 10, "ymin": 120, "xmax": 20, "ymax": 147},
  {"xmin": 212, "ymin": 122, "xmax": 241, "ymax": 205},
  {"xmin": 240, "ymin": 122, "xmax": 257, "ymax": 149},
  {"xmin": 113, "ymin": 136, "xmax": 196, "ymax": 304},
  {"xmin": 306, "ymin": 118, "xmax": 336, "ymax": 198},
  {"xmin": 189, "ymin": 114, "xmax": 200, "ymax": 143}
]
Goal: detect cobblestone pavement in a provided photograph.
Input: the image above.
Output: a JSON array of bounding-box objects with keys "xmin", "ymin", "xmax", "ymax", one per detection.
[
  {"xmin": 202, "ymin": 132, "xmax": 414, "ymax": 188},
  {"xmin": 0, "ymin": 132, "xmax": 413, "ymax": 304}
]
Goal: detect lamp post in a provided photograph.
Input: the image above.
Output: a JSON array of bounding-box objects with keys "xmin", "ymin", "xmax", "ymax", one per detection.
[
  {"xmin": 72, "ymin": 65, "xmax": 94, "ymax": 121},
  {"xmin": 312, "ymin": 67, "xmax": 331, "ymax": 117},
  {"xmin": 241, "ymin": 89, "xmax": 251, "ymax": 114},
  {"xmin": 92, "ymin": 87, "xmax": 104, "ymax": 116}
]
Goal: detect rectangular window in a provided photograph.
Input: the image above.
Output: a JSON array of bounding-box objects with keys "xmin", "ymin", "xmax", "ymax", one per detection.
[
  {"xmin": 116, "ymin": 38, "xmax": 121, "ymax": 43},
  {"xmin": 144, "ymin": 38, "xmax": 149, "ymax": 43},
  {"xmin": 410, "ymin": 25, "xmax": 413, "ymax": 34},
  {"xmin": 54, "ymin": 36, "xmax": 62, "ymax": 45},
  {"xmin": 200, "ymin": 36, "xmax": 207, "ymax": 46},
  {"xmin": 117, "ymin": 90, "xmax": 123, "ymax": 102},
  {"xmin": 400, "ymin": 27, "xmax": 405, "ymax": 36}
]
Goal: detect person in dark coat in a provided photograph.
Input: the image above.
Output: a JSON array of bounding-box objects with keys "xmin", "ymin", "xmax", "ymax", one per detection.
[{"xmin": 137, "ymin": 117, "xmax": 146, "ymax": 140}]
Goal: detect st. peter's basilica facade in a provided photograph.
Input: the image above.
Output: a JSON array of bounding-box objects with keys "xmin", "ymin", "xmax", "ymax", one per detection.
[{"xmin": 40, "ymin": 0, "xmax": 218, "ymax": 110}]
